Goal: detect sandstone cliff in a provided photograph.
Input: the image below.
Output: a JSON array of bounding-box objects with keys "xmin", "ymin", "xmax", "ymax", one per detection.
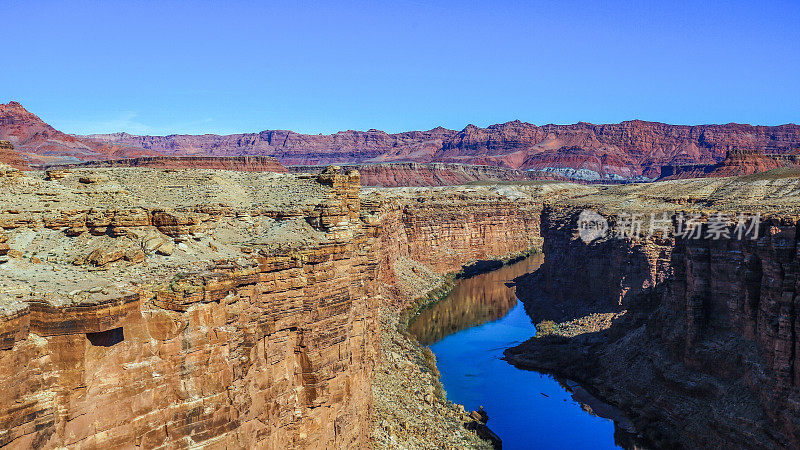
[
  {"xmin": 659, "ymin": 147, "xmax": 787, "ymax": 180},
  {"xmin": 0, "ymin": 140, "xmax": 29, "ymax": 170},
  {"xmin": 5, "ymin": 102, "xmax": 798, "ymax": 182},
  {"xmin": 506, "ymin": 175, "xmax": 800, "ymax": 448},
  {"xmin": 0, "ymin": 165, "xmax": 563, "ymax": 448},
  {"xmin": 43, "ymin": 155, "xmax": 288, "ymax": 173},
  {"xmin": 288, "ymin": 162, "xmax": 587, "ymax": 187},
  {"xmin": 0, "ymin": 167, "xmax": 382, "ymax": 448}
]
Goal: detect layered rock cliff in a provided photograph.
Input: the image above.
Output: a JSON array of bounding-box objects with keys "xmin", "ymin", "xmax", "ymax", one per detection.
[
  {"xmin": 89, "ymin": 118, "xmax": 800, "ymax": 180},
  {"xmin": 0, "ymin": 102, "xmax": 156, "ymax": 166},
  {"xmin": 0, "ymin": 140, "xmax": 29, "ymax": 170},
  {"xmin": 0, "ymin": 165, "xmax": 560, "ymax": 448},
  {"xmin": 42, "ymin": 155, "xmax": 288, "ymax": 173},
  {"xmin": 290, "ymin": 163, "xmax": 526, "ymax": 187},
  {"xmin": 0, "ymin": 167, "xmax": 382, "ymax": 448},
  {"xmin": 4, "ymin": 101, "xmax": 798, "ymax": 181},
  {"xmin": 659, "ymin": 147, "xmax": 787, "ymax": 180},
  {"xmin": 506, "ymin": 176, "xmax": 800, "ymax": 448}
]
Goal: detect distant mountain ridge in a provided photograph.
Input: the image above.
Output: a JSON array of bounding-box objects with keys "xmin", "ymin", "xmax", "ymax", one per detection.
[
  {"xmin": 3, "ymin": 101, "xmax": 799, "ymax": 180},
  {"xmin": 0, "ymin": 101, "xmax": 156, "ymax": 165}
]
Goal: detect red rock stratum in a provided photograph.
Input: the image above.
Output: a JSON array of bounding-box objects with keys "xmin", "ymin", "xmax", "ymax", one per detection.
[{"xmin": 3, "ymin": 101, "xmax": 799, "ymax": 181}]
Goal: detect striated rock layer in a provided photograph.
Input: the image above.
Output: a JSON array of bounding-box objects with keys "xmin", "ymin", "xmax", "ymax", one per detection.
[
  {"xmin": 289, "ymin": 162, "xmax": 583, "ymax": 187},
  {"xmin": 0, "ymin": 101, "xmax": 156, "ymax": 166},
  {"xmin": 0, "ymin": 167, "xmax": 557, "ymax": 448},
  {"xmin": 659, "ymin": 147, "xmax": 789, "ymax": 180},
  {"xmin": 4, "ymin": 101, "xmax": 799, "ymax": 181},
  {"xmin": 88, "ymin": 119, "xmax": 800, "ymax": 180},
  {"xmin": 0, "ymin": 140, "xmax": 29, "ymax": 170},
  {"xmin": 41, "ymin": 155, "xmax": 288, "ymax": 173},
  {"xmin": 506, "ymin": 176, "xmax": 800, "ymax": 449}
]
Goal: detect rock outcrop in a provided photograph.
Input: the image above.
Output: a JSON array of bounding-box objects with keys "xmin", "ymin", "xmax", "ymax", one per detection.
[
  {"xmin": 4, "ymin": 102, "xmax": 797, "ymax": 182},
  {"xmin": 506, "ymin": 175, "xmax": 800, "ymax": 448},
  {"xmin": 659, "ymin": 147, "xmax": 788, "ymax": 179},
  {"xmin": 0, "ymin": 166, "xmax": 564, "ymax": 448},
  {"xmin": 0, "ymin": 140, "xmax": 29, "ymax": 170},
  {"xmin": 289, "ymin": 162, "xmax": 587, "ymax": 187},
  {"xmin": 42, "ymin": 155, "xmax": 288, "ymax": 173}
]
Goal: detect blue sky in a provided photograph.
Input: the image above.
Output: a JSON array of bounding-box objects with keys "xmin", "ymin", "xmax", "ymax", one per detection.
[{"xmin": 3, "ymin": 0, "xmax": 798, "ymax": 135}]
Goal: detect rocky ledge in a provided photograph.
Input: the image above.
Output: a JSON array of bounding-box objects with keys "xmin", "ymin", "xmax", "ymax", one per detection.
[
  {"xmin": 505, "ymin": 171, "xmax": 800, "ymax": 448},
  {"xmin": 41, "ymin": 155, "xmax": 288, "ymax": 173},
  {"xmin": 0, "ymin": 162, "xmax": 587, "ymax": 448}
]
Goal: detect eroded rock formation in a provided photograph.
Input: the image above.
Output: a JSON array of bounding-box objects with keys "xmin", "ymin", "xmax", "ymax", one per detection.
[
  {"xmin": 4, "ymin": 101, "xmax": 799, "ymax": 181},
  {"xmin": 0, "ymin": 140, "xmax": 29, "ymax": 170},
  {"xmin": 659, "ymin": 147, "xmax": 788, "ymax": 179},
  {"xmin": 0, "ymin": 166, "xmax": 558, "ymax": 448},
  {"xmin": 90, "ymin": 119, "xmax": 800, "ymax": 180},
  {"xmin": 506, "ymin": 177, "xmax": 800, "ymax": 448},
  {"xmin": 44, "ymin": 155, "xmax": 288, "ymax": 173}
]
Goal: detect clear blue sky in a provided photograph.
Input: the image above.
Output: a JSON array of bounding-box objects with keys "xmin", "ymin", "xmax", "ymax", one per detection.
[{"xmin": 3, "ymin": 0, "xmax": 798, "ymax": 135}]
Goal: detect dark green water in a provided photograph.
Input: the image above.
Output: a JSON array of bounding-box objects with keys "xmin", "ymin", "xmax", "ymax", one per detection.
[{"xmin": 409, "ymin": 255, "xmax": 627, "ymax": 449}]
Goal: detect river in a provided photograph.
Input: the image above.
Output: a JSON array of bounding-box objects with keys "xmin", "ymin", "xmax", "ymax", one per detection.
[{"xmin": 408, "ymin": 254, "xmax": 629, "ymax": 449}]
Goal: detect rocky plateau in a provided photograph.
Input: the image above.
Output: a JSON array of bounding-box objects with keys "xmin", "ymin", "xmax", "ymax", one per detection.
[{"xmin": 0, "ymin": 162, "xmax": 587, "ymax": 448}]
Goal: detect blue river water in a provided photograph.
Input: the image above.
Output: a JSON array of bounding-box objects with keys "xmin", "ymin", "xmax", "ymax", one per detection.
[{"xmin": 409, "ymin": 255, "xmax": 622, "ymax": 449}]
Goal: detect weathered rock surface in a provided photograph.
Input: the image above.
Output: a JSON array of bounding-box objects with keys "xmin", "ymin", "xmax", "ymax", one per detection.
[
  {"xmin": 659, "ymin": 147, "xmax": 788, "ymax": 180},
  {"xmin": 290, "ymin": 162, "xmax": 578, "ymax": 187},
  {"xmin": 0, "ymin": 101, "xmax": 156, "ymax": 166},
  {"xmin": 0, "ymin": 165, "xmax": 571, "ymax": 448},
  {"xmin": 43, "ymin": 156, "xmax": 288, "ymax": 173},
  {"xmin": 0, "ymin": 167, "xmax": 380, "ymax": 448},
  {"xmin": 5, "ymin": 101, "xmax": 799, "ymax": 181},
  {"xmin": 506, "ymin": 174, "xmax": 800, "ymax": 448},
  {"xmin": 0, "ymin": 140, "xmax": 29, "ymax": 170}
]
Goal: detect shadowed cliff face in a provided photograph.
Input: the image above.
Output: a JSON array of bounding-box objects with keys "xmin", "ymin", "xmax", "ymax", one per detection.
[{"xmin": 507, "ymin": 198, "xmax": 800, "ymax": 449}]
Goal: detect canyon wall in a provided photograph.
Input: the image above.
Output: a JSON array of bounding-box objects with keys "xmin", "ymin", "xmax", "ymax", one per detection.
[
  {"xmin": 508, "ymin": 201, "xmax": 800, "ymax": 448},
  {"xmin": 0, "ymin": 166, "xmax": 546, "ymax": 448},
  {"xmin": 289, "ymin": 163, "xmax": 529, "ymax": 187},
  {"xmin": 0, "ymin": 168, "xmax": 381, "ymax": 449},
  {"xmin": 42, "ymin": 155, "xmax": 288, "ymax": 173},
  {"xmin": 4, "ymin": 101, "xmax": 799, "ymax": 181}
]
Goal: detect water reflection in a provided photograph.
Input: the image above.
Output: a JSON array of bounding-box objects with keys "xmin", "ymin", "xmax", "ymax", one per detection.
[
  {"xmin": 408, "ymin": 254, "xmax": 628, "ymax": 449},
  {"xmin": 409, "ymin": 254, "xmax": 544, "ymax": 345}
]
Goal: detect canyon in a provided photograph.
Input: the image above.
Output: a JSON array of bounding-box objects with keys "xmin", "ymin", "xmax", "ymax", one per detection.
[
  {"xmin": 506, "ymin": 173, "xmax": 800, "ymax": 448},
  {"xmin": 2, "ymin": 120, "xmax": 800, "ymax": 448},
  {"xmin": 3, "ymin": 101, "xmax": 799, "ymax": 182},
  {"xmin": 0, "ymin": 163, "xmax": 579, "ymax": 448}
]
